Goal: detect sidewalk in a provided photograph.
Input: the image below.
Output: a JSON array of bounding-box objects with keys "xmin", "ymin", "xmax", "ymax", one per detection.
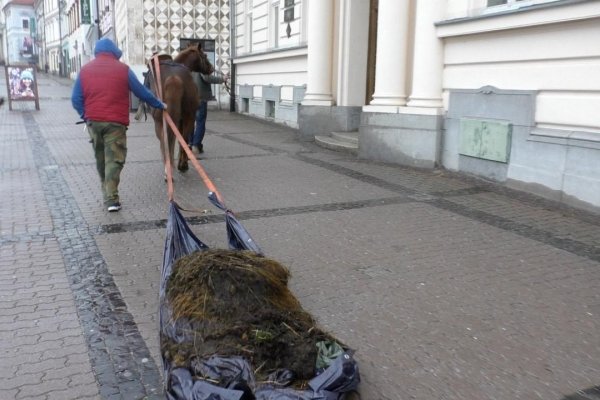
[{"xmin": 1, "ymin": 71, "xmax": 599, "ymax": 400}]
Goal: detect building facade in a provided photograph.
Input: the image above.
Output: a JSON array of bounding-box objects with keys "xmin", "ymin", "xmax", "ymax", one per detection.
[
  {"xmin": 133, "ymin": 0, "xmax": 231, "ymax": 102},
  {"xmin": 1, "ymin": 0, "xmax": 36, "ymax": 65},
  {"xmin": 84, "ymin": 0, "xmax": 233, "ymax": 103},
  {"xmin": 21, "ymin": 0, "xmax": 231, "ymax": 90},
  {"xmin": 233, "ymin": 0, "xmax": 310, "ymax": 127},
  {"xmin": 232, "ymin": 0, "xmax": 600, "ymax": 212}
]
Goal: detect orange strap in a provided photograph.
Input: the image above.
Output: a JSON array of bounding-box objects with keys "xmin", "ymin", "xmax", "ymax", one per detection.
[
  {"xmin": 150, "ymin": 54, "xmax": 224, "ymax": 205},
  {"xmin": 163, "ymin": 112, "xmax": 224, "ymax": 203},
  {"xmin": 150, "ymin": 55, "xmax": 175, "ymax": 202}
]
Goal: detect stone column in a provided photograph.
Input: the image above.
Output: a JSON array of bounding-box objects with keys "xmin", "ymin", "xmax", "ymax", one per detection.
[
  {"xmin": 366, "ymin": 0, "xmax": 411, "ymax": 111},
  {"xmin": 302, "ymin": 0, "xmax": 335, "ymax": 106},
  {"xmin": 407, "ymin": 0, "xmax": 445, "ymax": 108}
]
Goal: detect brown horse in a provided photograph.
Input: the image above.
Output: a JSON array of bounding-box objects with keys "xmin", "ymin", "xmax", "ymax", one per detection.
[{"xmin": 149, "ymin": 44, "xmax": 214, "ymax": 173}]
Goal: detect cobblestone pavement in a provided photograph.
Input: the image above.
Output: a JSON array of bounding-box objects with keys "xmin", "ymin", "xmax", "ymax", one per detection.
[{"xmin": 1, "ymin": 72, "xmax": 599, "ymax": 400}]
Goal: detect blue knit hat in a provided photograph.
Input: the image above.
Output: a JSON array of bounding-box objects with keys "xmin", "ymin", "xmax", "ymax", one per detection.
[{"xmin": 94, "ymin": 38, "xmax": 122, "ymax": 59}]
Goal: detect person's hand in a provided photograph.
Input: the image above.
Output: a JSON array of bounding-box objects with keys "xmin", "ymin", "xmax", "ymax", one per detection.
[
  {"xmin": 161, "ymin": 102, "xmax": 168, "ymax": 110},
  {"xmin": 223, "ymin": 73, "xmax": 230, "ymax": 82}
]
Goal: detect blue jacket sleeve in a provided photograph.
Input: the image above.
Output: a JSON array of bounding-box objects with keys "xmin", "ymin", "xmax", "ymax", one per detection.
[
  {"xmin": 127, "ymin": 69, "xmax": 164, "ymax": 109},
  {"xmin": 71, "ymin": 76, "xmax": 85, "ymax": 119}
]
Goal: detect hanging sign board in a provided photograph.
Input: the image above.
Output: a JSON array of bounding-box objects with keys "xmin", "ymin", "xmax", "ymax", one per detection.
[{"xmin": 81, "ymin": 0, "xmax": 91, "ymax": 24}]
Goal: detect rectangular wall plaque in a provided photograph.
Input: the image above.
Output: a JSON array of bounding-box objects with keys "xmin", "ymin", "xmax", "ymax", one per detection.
[{"xmin": 459, "ymin": 118, "xmax": 512, "ymax": 163}]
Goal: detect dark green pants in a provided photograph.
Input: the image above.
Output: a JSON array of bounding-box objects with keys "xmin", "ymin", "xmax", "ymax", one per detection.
[{"xmin": 87, "ymin": 121, "xmax": 127, "ymax": 205}]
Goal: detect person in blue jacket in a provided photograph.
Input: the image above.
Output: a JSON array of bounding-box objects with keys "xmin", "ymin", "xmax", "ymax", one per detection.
[{"xmin": 72, "ymin": 38, "xmax": 166, "ymax": 212}]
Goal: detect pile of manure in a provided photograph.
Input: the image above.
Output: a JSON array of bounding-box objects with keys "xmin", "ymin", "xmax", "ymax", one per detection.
[{"xmin": 161, "ymin": 249, "xmax": 339, "ymax": 385}]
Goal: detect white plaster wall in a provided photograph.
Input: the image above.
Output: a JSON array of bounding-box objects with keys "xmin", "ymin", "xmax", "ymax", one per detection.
[
  {"xmin": 440, "ymin": 6, "xmax": 600, "ymax": 134},
  {"xmin": 235, "ymin": 49, "xmax": 307, "ymax": 87},
  {"xmin": 234, "ymin": 0, "xmax": 369, "ymax": 106},
  {"xmin": 236, "ymin": 0, "xmax": 305, "ymax": 56}
]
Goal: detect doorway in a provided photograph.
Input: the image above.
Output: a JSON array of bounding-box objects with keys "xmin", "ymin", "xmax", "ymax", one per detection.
[{"xmin": 365, "ymin": 0, "xmax": 378, "ymax": 104}]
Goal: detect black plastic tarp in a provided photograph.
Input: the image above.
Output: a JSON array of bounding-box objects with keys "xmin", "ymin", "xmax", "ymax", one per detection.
[{"xmin": 160, "ymin": 196, "xmax": 360, "ymax": 400}]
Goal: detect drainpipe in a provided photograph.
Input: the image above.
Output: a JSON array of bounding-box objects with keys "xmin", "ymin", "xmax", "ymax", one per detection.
[
  {"xmin": 95, "ymin": 0, "xmax": 102, "ymax": 38},
  {"xmin": 58, "ymin": 0, "xmax": 65, "ymax": 76},
  {"xmin": 229, "ymin": 0, "xmax": 236, "ymax": 112},
  {"xmin": 111, "ymin": 0, "xmax": 116, "ymax": 44}
]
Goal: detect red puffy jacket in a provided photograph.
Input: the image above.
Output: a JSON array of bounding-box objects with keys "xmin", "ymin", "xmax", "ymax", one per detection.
[{"xmin": 79, "ymin": 54, "xmax": 130, "ymax": 126}]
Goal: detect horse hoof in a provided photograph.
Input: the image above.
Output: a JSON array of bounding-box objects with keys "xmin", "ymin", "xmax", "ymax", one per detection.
[{"xmin": 178, "ymin": 164, "xmax": 189, "ymax": 172}]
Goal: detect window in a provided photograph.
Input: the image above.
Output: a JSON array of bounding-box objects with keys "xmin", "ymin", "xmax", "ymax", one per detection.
[
  {"xmin": 265, "ymin": 100, "xmax": 275, "ymax": 118},
  {"xmin": 22, "ymin": 19, "xmax": 29, "ymax": 29},
  {"xmin": 270, "ymin": 1, "xmax": 280, "ymax": 48}
]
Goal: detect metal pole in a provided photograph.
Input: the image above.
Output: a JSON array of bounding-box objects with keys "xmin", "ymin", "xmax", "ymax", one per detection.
[
  {"xmin": 95, "ymin": 0, "xmax": 102, "ymax": 38},
  {"xmin": 111, "ymin": 0, "xmax": 116, "ymax": 44},
  {"xmin": 229, "ymin": 0, "xmax": 236, "ymax": 112},
  {"xmin": 58, "ymin": 0, "xmax": 64, "ymax": 76}
]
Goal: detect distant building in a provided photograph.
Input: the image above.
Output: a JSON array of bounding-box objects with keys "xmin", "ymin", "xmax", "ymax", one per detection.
[
  {"xmin": 62, "ymin": 0, "xmax": 95, "ymax": 79},
  {"xmin": 232, "ymin": 0, "xmax": 600, "ymax": 212},
  {"xmin": 2, "ymin": 0, "xmax": 36, "ymax": 65}
]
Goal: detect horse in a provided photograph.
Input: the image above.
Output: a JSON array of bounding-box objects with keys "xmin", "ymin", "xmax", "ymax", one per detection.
[{"xmin": 148, "ymin": 43, "xmax": 214, "ymax": 173}]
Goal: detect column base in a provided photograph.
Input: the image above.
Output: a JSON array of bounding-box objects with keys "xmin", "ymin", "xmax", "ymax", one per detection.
[
  {"xmin": 301, "ymin": 99, "xmax": 335, "ymax": 106},
  {"xmin": 298, "ymin": 105, "xmax": 362, "ymax": 141},
  {"xmin": 359, "ymin": 111, "xmax": 443, "ymax": 169},
  {"xmin": 363, "ymin": 104, "xmax": 399, "ymax": 113},
  {"xmin": 406, "ymin": 97, "xmax": 443, "ymax": 109},
  {"xmin": 302, "ymin": 93, "xmax": 334, "ymax": 107},
  {"xmin": 369, "ymin": 94, "xmax": 407, "ymax": 107}
]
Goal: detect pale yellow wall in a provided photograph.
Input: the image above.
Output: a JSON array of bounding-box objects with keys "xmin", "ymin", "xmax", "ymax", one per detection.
[{"xmin": 439, "ymin": 0, "xmax": 600, "ymax": 133}]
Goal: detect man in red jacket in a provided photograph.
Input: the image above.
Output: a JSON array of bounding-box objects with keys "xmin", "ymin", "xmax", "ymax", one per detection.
[{"xmin": 71, "ymin": 38, "xmax": 166, "ymax": 212}]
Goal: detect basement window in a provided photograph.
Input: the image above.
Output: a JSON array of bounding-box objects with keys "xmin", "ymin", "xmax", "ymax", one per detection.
[{"xmin": 266, "ymin": 100, "xmax": 275, "ymax": 119}]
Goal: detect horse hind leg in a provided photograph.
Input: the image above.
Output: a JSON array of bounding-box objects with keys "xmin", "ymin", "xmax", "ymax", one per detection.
[
  {"xmin": 174, "ymin": 112, "xmax": 191, "ymax": 172},
  {"xmin": 163, "ymin": 78, "xmax": 188, "ymax": 172},
  {"xmin": 153, "ymin": 110, "xmax": 178, "ymax": 182},
  {"xmin": 153, "ymin": 118, "xmax": 169, "ymax": 180},
  {"xmin": 179, "ymin": 116, "xmax": 196, "ymax": 168}
]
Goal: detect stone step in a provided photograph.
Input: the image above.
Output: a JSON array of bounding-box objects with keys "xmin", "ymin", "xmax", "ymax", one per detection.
[
  {"xmin": 331, "ymin": 131, "xmax": 359, "ymax": 145},
  {"xmin": 315, "ymin": 133, "xmax": 358, "ymax": 155}
]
